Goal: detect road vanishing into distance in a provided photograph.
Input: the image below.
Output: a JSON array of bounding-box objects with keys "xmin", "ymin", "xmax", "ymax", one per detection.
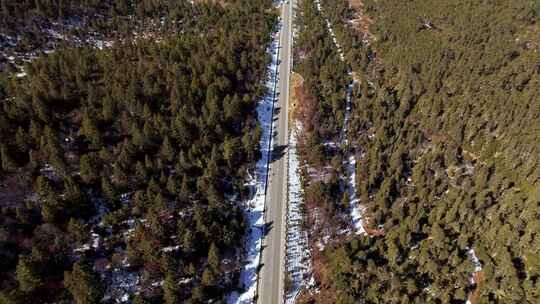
[{"xmin": 257, "ymin": 0, "xmax": 294, "ymax": 303}]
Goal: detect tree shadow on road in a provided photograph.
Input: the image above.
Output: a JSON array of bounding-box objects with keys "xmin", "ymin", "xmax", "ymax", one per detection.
[
  {"xmin": 271, "ymin": 144, "xmax": 288, "ymax": 163},
  {"xmin": 262, "ymin": 221, "xmax": 273, "ymax": 237}
]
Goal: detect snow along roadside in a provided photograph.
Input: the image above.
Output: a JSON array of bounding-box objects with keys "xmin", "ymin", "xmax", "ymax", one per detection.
[
  {"xmin": 314, "ymin": 0, "xmax": 366, "ymax": 235},
  {"xmin": 226, "ymin": 16, "xmax": 282, "ymax": 304},
  {"xmin": 285, "ymin": 126, "xmax": 312, "ymax": 304}
]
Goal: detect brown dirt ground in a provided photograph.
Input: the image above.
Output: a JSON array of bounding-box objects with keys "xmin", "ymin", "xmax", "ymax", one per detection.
[
  {"xmin": 468, "ymin": 270, "xmax": 485, "ymax": 304},
  {"xmin": 0, "ymin": 173, "xmax": 32, "ymax": 208},
  {"xmin": 347, "ymin": 0, "xmax": 375, "ymax": 44}
]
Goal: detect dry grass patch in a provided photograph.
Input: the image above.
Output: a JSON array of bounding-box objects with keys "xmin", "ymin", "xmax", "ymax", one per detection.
[
  {"xmin": 289, "ymin": 71, "xmax": 304, "ymax": 126},
  {"xmin": 346, "ymin": 0, "xmax": 375, "ymax": 44}
]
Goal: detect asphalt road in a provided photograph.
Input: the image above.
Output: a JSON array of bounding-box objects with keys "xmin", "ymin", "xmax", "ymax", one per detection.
[{"xmin": 257, "ymin": 0, "xmax": 293, "ymax": 303}]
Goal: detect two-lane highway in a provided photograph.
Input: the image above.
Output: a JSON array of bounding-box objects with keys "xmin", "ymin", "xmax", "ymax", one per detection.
[{"xmin": 257, "ymin": 0, "xmax": 294, "ymax": 303}]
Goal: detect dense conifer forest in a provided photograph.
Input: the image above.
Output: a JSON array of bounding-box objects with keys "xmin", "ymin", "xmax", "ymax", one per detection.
[
  {"xmin": 0, "ymin": 0, "xmax": 277, "ymax": 302},
  {"xmin": 2, "ymin": 0, "xmax": 539, "ymax": 303},
  {"xmin": 293, "ymin": 0, "xmax": 349, "ymax": 229},
  {"xmin": 295, "ymin": 0, "xmax": 540, "ymax": 303},
  {"xmin": 0, "ymin": 0, "xmax": 194, "ymax": 72}
]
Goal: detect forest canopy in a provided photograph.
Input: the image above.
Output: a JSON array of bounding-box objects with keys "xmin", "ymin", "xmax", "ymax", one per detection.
[
  {"xmin": 297, "ymin": 0, "xmax": 540, "ymax": 303},
  {"xmin": 0, "ymin": 0, "xmax": 277, "ymax": 303}
]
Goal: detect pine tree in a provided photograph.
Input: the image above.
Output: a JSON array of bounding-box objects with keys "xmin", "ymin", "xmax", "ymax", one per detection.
[
  {"xmin": 159, "ymin": 170, "xmax": 167, "ymax": 186},
  {"xmin": 80, "ymin": 113, "xmax": 102, "ymax": 149},
  {"xmin": 43, "ymin": 127, "xmax": 67, "ymax": 176},
  {"xmin": 68, "ymin": 218, "xmax": 86, "ymax": 244},
  {"xmin": 223, "ymin": 138, "xmax": 237, "ymax": 168},
  {"xmin": 36, "ymin": 175, "xmax": 52, "ymax": 197},
  {"xmin": 64, "ymin": 262, "xmax": 104, "ymax": 304},
  {"xmin": 101, "ymin": 176, "xmax": 116, "ymax": 201},
  {"xmin": 132, "ymin": 293, "xmax": 149, "ymax": 304},
  {"xmin": 50, "ymin": 152, "xmax": 68, "ymax": 177},
  {"xmin": 207, "ymin": 243, "xmax": 220, "ymax": 272},
  {"xmin": 42, "ymin": 191, "xmax": 62, "ymax": 223},
  {"xmin": 186, "ymin": 263, "xmax": 197, "ymax": 277},
  {"xmin": 98, "ymin": 147, "xmax": 112, "ymax": 162},
  {"xmin": 64, "ymin": 176, "xmax": 82, "ymax": 205},
  {"xmin": 223, "ymin": 95, "xmax": 241, "ymax": 121},
  {"xmin": 80, "ymin": 154, "xmax": 98, "ymax": 184},
  {"xmin": 172, "ymin": 115, "xmax": 191, "ymax": 147},
  {"xmin": 32, "ymin": 93, "xmax": 48, "ymax": 122},
  {"xmin": 160, "ymin": 136, "xmax": 174, "ymax": 162},
  {"xmin": 118, "ymin": 139, "xmax": 135, "ymax": 168},
  {"xmin": 0, "ymin": 144, "xmax": 16, "ymax": 171},
  {"xmin": 29, "ymin": 149, "xmax": 39, "ymax": 170},
  {"xmin": 162, "ymin": 272, "xmax": 180, "ymax": 304},
  {"xmin": 342, "ymin": 191, "xmax": 350, "ymax": 210},
  {"xmin": 142, "ymin": 103, "xmax": 152, "ymax": 120},
  {"xmin": 15, "ymin": 127, "xmax": 28, "ymax": 154},
  {"xmin": 29, "ymin": 120, "xmax": 41, "ymax": 143},
  {"xmin": 142, "ymin": 121, "xmax": 155, "ymax": 148},
  {"xmin": 182, "ymin": 230, "xmax": 195, "ymax": 256},
  {"xmin": 16, "ymin": 255, "xmax": 41, "ymax": 292},
  {"xmin": 131, "ymin": 123, "xmax": 145, "ymax": 148},
  {"xmin": 166, "ymin": 175, "xmax": 178, "ymax": 196},
  {"xmin": 201, "ymin": 267, "xmax": 216, "ymax": 287},
  {"xmin": 179, "ymin": 175, "xmax": 190, "ymax": 202},
  {"xmin": 135, "ymin": 161, "xmax": 147, "ymax": 184},
  {"xmin": 147, "ymin": 208, "xmax": 165, "ymax": 240},
  {"xmin": 102, "ymin": 96, "xmax": 116, "ymax": 121},
  {"xmin": 112, "ymin": 163, "xmax": 128, "ymax": 187},
  {"xmin": 144, "ymin": 154, "xmax": 154, "ymax": 170},
  {"xmin": 147, "ymin": 177, "xmax": 160, "ymax": 196}
]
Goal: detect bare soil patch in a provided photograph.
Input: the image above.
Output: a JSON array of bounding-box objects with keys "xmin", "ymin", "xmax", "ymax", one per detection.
[
  {"xmin": 347, "ymin": 0, "xmax": 375, "ymax": 45},
  {"xmin": 468, "ymin": 270, "xmax": 485, "ymax": 304},
  {"xmin": 0, "ymin": 173, "xmax": 32, "ymax": 208}
]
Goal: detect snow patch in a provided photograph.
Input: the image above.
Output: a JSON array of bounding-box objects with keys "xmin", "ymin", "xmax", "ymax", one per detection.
[
  {"xmin": 315, "ymin": 0, "xmax": 367, "ymax": 235},
  {"xmin": 466, "ymin": 247, "xmax": 482, "ymax": 273},
  {"xmin": 103, "ymin": 269, "xmax": 141, "ymax": 303},
  {"xmin": 162, "ymin": 245, "xmax": 180, "ymax": 252},
  {"xmin": 227, "ymin": 14, "xmax": 282, "ymax": 304},
  {"xmin": 346, "ymin": 154, "xmax": 367, "ymax": 235},
  {"xmin": 91, "ymin": 233, "xmax": 101, "ymax": 249},
  {"xmin": 285, "ymin": 128, "xmax": 312, "ymax": 303},
  {"xmin": 465, "ymin": 247, "xmax": 483, "ymax": 304}
]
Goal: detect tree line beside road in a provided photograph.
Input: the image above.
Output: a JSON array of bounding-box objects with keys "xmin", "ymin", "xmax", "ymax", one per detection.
[{"xmin": 0, "ymin": 0, "xmax": 278, "ymax": 303}]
